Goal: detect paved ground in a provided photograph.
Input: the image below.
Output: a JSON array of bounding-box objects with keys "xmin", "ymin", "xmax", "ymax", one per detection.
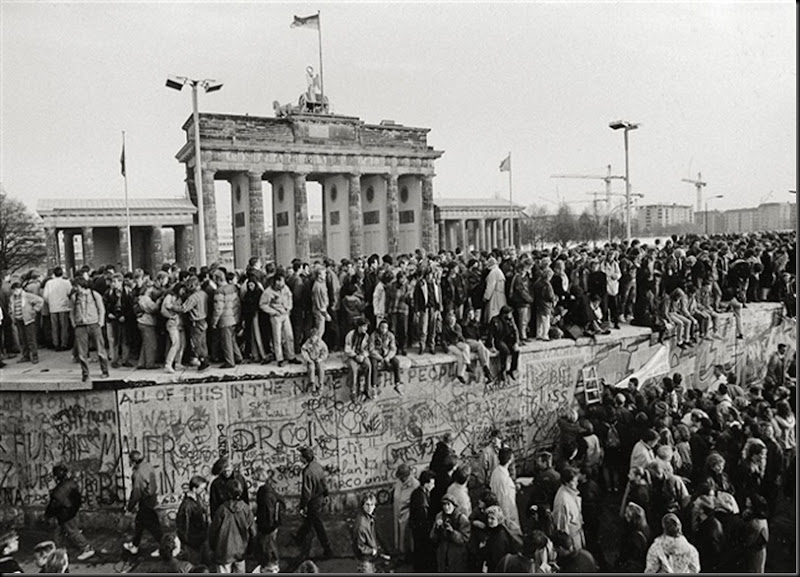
[{"xmin": 13, "ymin": 490, "xmax": 796, "ymax": 573}]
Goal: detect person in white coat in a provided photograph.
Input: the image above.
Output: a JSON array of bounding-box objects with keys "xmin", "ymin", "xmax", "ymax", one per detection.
[
  {"xmin": 552, "ymin": 466, "xmax": 585, "ymax": 551},
  {"xmin": 489, "ymin": 447, "xmax": 522, "ymax": 542},
  {"xmin": 392, "ymin": 463, "xmax": 419, "ymax": 561},
  {"xmin": 483, "ymin": 257, "xmax": 507, "ymax": 324}
]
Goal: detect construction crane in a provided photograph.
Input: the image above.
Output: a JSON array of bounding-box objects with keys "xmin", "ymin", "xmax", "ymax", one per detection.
[
  {"xmin": 551, "ymin": 164, "xmax": 625, "ymax": 204},
  {"xmin": 682, "ymin": 172, "xmax": 707, "ymax": 213}
]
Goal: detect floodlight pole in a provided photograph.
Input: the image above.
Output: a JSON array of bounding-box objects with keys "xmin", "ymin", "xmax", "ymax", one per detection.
[{"xmin": 190, "ymin": 81, "xmax": 207, "ymax": 267}]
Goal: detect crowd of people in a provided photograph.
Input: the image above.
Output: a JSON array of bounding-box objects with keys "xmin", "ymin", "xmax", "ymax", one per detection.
[
  {"xmin": 0, "ymin": 231, "xmax": 795, "ymax": 394},
  {"xmin": 0, "ymin": 230, "xmax": 795, "ymax": 573},
  {"xmin": 1, "ymin": 338, "xmax": 794, "ymax": 573}
]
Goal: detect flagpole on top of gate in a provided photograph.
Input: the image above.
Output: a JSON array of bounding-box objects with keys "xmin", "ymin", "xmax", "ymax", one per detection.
[
  {"xmin": 121, "ymin": 130, "xmax": 133, "ymax": 272},
  {"xmin": 317, "ymin": 11, "xmax": 324, "ymax": 104}
]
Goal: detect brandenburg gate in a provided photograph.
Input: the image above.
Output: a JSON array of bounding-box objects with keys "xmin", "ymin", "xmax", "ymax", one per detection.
[{"xmin": 176, "ymin": 112, "xmax": 444, "ymax": 266}]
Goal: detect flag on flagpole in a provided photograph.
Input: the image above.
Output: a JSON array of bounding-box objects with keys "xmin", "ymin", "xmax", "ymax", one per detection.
[
  {"xmin": 291, "ymin": 13, "xmax": 320, "ymax": 29},
  {"xmin": 499, "ymin": 154, "xmax": 511, "ymax": 172},
  {"xmin": 120, "ymin": 143, "xmax": 126, "ymax": 177}
]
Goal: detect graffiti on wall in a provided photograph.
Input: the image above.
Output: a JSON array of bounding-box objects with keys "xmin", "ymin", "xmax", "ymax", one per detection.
[{"xmin": 0, "ymin": 391, "xmax": 124, "ymax": 512}]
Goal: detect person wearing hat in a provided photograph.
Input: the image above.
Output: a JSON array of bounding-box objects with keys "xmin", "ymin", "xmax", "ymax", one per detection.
[
  {"xmin": 482, "ymin": 256, "xmax": 507, "ymax": 325},
  {"xmin": 392, "ymin": 463, "xmax": 419, "ymax": 561},
  {"xmin": 430, "ymin": 493, "xmax": 471, "ymax": 572},
  {"xmin": 488, "ymin": 305, "xmax": 520, "ymax": 381}
]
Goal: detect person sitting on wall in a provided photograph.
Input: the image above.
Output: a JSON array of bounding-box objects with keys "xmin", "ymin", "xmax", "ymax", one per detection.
[
  {"xmin": 489, "ymin": 305, "xmax": 520, "ymax": 381},
  {"xmin": 369, "ymin": 318, "xmax": 402, "ymax": 395},
  {"xmin": 344, "ymin": 316, "xmax": 373, "ymax": 402},
  {"xmin": 301, "ymin": 328, "xmax": 329, "ymax": 395}
]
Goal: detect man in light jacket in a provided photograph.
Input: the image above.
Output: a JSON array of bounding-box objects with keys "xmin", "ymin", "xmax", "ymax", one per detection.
[
  {"xmin": 552, "ymin": 466, "xmax": 585, "ymax": 551},
  {"xmin": 260, "ymin": 273, "xmax": 300, "ymax": 368},
  {"xmin": 211, "ymin": 270, "xmax": 242, "ymax": 369},
  {"xmin": 8, "ymin": 282, "xmax": 44, "ymax": 363},
  {"xmin": 42, "ymin": 266, "xmax": 72, "ymax": 350},
  {"xmin": 69, "ymin": 278, "xmax": 109, "ymax": 381}
]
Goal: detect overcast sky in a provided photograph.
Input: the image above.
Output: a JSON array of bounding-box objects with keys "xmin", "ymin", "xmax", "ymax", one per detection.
[{"xmin": 1, "ymin": 1, "xmax": 796, "ymax": 219}]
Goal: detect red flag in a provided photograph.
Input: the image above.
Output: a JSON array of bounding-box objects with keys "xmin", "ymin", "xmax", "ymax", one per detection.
[{"xmin": 291, "ymin": 13, "xmax": 320, "ymax": 29}]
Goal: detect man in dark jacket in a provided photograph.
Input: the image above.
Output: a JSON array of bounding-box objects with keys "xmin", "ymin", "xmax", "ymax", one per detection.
[
  {"xmin": 352, "ymin": 492, "xmax": 380, "ymax": 573},
  {"xmin": 255, "ymin": 471, "xmax": 285, "ymax": 572},
  {"xmin": 210, "ymin": 457, "xmax": 249, "ymax": 520},
  {"xmin": 489, "ymin": 305, "xmax": 520, "ymax": 381},
  {"xmin": 175, "ymin": 475, "xmax": 208, "ymax": 566},
  {"xmin": 123, "ymin": 450, "xmax": 164, "ymax": 557},
  {"xmin": 44, "ymin": 464, "xmax": 95, "ymax": 560},
  {"xmin": 409, "ymin": 470, "xmax": 436, "ymax": 573},
  {"xmin": 295, "ymin": 447, "xmax": 333, "ymax": 561},
  {"xmin": 208, "ymin": 478, "xmax": 255, "ymax": 573}
]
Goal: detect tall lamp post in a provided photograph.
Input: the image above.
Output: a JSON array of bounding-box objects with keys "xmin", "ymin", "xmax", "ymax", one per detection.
[
  {"xmin": 166, "ymin": 76, "xmax": 223, "ymax": 266},
  {"xmin": 609, "ymin": 120, "xmax": 640, "ymax": 243},
  {"xmin": 705, "ymin": 194, "xmax": 723, "ymax": 235}
]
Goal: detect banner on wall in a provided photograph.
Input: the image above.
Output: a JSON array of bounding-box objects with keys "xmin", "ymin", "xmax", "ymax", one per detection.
[{"xmin": 613, "ymin": 344, "xmax": 670, "ymax": 389}]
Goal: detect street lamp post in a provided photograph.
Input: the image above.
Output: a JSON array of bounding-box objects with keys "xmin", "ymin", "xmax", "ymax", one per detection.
[
  {"xmin": 609, "ymin": 120, "xmax": 640, "ymax": 243},
  {"xmin": 705, "ymin": 194, "xmax": 724, "ymax": 235},
  {"xmin": 166, "ymin": 76, "xmax": 223, "ymax": 267}
]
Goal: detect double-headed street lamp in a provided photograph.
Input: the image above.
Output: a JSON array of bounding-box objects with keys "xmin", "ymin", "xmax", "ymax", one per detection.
[
  {"xmin": 705, "ymin": 194, "xmax": 723, "ymax": 235},
  {"xmin": 166, "ymin": 76, "xmax": 223, "ymax": 267},
  {"xmin": 609, "ymin": 120, "xmax": 640, "ymax": 243}
]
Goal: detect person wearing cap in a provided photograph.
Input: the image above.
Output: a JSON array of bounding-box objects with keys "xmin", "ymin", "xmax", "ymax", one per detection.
[
  {"xmin": 392, "ymin": 464, "xmax": 419, "ymax": 561},
  {"xmin": 345, "ymin": 317, "xmax": 373, "ymax": 401},
  {"xmin": 430, "ymin": 493, "xmax": 471, "ymax": 572},
  {"xmin": 644, "ymin": 514, "xmax": 700, "ymax": 573},
  {"xmin": 489, "ymin": 305, "xmax": 520, "ymax": 381},
  {"xmin": 482, "ymin": 256, "xmax": 507, "ymax": 325},
  {"xmin": 44, "ymin": 464, "xmax": 95, "ymax": 561},
  {"xmin": 9, "ymin": 280, "xmax": 44, "ymax": 363}
]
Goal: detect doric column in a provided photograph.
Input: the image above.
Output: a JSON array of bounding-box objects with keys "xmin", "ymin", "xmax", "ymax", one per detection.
[
  {"xmin": 478, "ymin": 218, "xmax": 486, "ymax": 252},
  {"xmin": 248, "ymin": 171, "xmax": 265, "ymax": 258},
  {"xmin": 150, "ymin": 227, "xmax": 164, "ymax": 270},
  {"xmin": 201, "ymin": 168, "xmax": 219, "ymax": 265},
  {"xmin": 64, "ymin": 232, "xmax": 76, "ymax": 276},
  {"xmin": 421, "ymin": 175, "xmax": 435, "ymax": 252},
  {"xmin": 118, "ymin": 226, "xmax": 130, "ymax": 272},
  {"xmin": 45, "ymin": 227, "xmax": 58, "ymax": 270},
  {"xmin": 348, "ymin": 173, "xmax": 363, "ymax": 258},
  {"xmin": 175, "ymin": 225, "xmax": 195, "ymax": 268},
  {"xmin": 81, "ymin": 226, "xmax": 95, "ymax": 269},
  {"xmin": 385, "ymin": 174, "xmax": 400, "ymax": 257},
  {"xmin": 460, "ymin": 220, "xmax": 468, "ymax": 251},
  {"xmin": 293, "ymin": 172, "xmax": 310, "ymax": 261},
  {"xmin": 438, "ymin": 222, "xmax": 446, "ymax": 251}
]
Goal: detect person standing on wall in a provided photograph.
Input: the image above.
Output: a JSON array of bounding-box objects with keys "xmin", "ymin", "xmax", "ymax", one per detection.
[
  {"xmin": 123, "ymin": 450, "xmax": 163, "ymax": 557},
  {"xmin": 43, "ymin": 464, "xmax": 95, "ymax": 561},
  {"xmin": 9, "ymin": 281, "xmax": 44, "ymax": 364},
  {"xmin": 294, "ymin": 447, "xmax": 333, "ymax": 563},
  {"xmin": 69, "ymin": 277, "xmax": 109, "ymax": 382},
  {"xmin": 182, "ymin": 275, "xmax": 210, "ymax": 371},
  {"xmin": 42, "ymin": 266, "xmax": 72, "ymax": 351}
]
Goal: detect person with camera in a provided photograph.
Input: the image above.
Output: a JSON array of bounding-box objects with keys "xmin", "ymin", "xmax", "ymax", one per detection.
[{"xmin": 429, "ymin": 494, "xmax": 470, "ymax": 572}]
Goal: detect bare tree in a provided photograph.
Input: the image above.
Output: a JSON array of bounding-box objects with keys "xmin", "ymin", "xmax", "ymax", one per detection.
[
  {"xmin": 520, "ymin": 203, "xmax": 551, "ymax": 248},
  {"xmin": 548, "ymin": 203, "xmax": 577, "ymax": 246},
  {"xmin": 0, "ymin": 184, "xmax": 47, "ymax": 275}
]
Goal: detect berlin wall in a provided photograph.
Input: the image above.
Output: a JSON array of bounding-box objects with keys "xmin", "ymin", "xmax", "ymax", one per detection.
[{"xmin": 0, "ymin": 304, "xmax": 794, "ymax": 527}]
